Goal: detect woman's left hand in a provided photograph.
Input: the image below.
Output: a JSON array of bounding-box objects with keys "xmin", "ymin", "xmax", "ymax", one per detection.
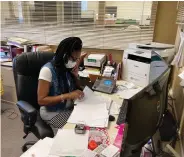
[
  {"xmin": 71, "ymin": 52, "xmax": 87, "ymax": 77},
  {"xmin": 71, "ymin": 65, "xmax": 79, "ymax": 77}
]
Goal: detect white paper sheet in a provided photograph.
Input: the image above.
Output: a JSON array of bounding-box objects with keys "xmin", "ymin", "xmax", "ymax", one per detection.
[
  {"xmin": 75, "ymin": 86, "xmax": 101, "ymax": 105},
  {"xmin": 109, "ymin": 101, "xmax": 121, "ymax": 115},
  {"xmin": 49, "ymin": 129, "xmax": 89, "ymax": 157},
  {"xmin": 101, "ymin": 144, "xmax": 119, "ymax": 157},
  {"xmin": 116, "ymin": 80, "xmax": 136, "ymax": 89},
  {"xmin": 116, "ymin": 87, "xmax": 143, "ymax": 99},
  {"xmin": 81, "ymin": 149, "xmax": 98, "ymax": 157},
  {"xmin": 67, "ymin": 103, "xmax": 109, "ymax": 127},
  {"xmin": 20, "ymin": 138, "xmax": 54, "ymax": 157},
  {"xmin": 69, "ymin": 86, "xmax": 110, "ymax": 127}
]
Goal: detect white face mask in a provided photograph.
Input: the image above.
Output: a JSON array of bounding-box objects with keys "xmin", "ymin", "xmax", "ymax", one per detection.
[{"xmin": 65, "ymin": 60, "xmax": 77, "ymax": 69}]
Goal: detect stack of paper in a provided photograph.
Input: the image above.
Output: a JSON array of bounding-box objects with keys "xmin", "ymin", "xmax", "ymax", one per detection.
[
  {"xmin": 75, "ymin": 86, "xmax": 112, "ymax": 106},
  {"xmin": 49, "ymin": 129, "xmax": 89, "ymax": 157},
  {"xmin": 68, "ymin": 86, "xmax": 111, "ymax": 127},
  {"xmin": 7, "ymin": 37, "xmax": 32, "ymax": 48},
  {"xmin": 116, "ymin": 81, "xmax": 143, "ymax": 99},
  {"xmin": 101, "ymin": 144, "xmax": 119, "ymax": 157},
  {"xmin": 20, "ymin": 137, "xmax": 54, "ymax": 157}
]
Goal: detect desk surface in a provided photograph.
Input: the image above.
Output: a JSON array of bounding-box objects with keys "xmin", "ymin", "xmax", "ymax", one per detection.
[
  {"xmin": 63, "ymin": 92, "xmax": 124, "ymax": 143},
  {"xmin": 1, "ymin": 61, "xmax": 13, "ymax": 67}
]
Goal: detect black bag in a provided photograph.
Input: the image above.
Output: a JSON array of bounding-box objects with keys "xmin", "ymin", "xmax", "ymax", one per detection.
[{"xmin": 159, "ymin": 110, "xmax": 177, "ymax": 141}]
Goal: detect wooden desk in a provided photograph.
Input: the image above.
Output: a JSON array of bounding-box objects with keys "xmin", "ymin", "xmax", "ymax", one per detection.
[{"xmin": 64, "ymin": 92, "xmax": 124, "ymax": 143}]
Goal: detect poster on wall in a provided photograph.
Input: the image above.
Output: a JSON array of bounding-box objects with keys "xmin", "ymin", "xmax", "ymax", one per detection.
[{"xmin": 171, "ymin": 31, "xmax": 184, "ymax": 68}]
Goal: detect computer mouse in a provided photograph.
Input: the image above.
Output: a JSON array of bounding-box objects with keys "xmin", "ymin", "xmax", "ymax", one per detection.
[{"xmin": 109, "ymin": 115, "xmax": 115, "ymax": 122}]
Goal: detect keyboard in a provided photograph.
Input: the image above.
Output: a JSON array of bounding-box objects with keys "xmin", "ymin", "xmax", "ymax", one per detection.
[{"xmin": 116, "ymin": 101, "xmax": 128, "ymax": 125}]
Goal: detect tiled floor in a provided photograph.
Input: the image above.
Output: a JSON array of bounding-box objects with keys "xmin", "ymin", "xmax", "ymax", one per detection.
[{"xmin": 1, "ymin": 102, "xmax": 38, "ymax": 157}]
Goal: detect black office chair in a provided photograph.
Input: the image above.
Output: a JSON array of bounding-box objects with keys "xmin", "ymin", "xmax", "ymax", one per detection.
[{"xmin": 13, "ymin": 52, "xmax": 55, "ymax": 152}]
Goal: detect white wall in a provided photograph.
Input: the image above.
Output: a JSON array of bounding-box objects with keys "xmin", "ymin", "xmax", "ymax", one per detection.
[{"xmin": 106, "ymin": 1, "xmax": 152, "ymax": 21}]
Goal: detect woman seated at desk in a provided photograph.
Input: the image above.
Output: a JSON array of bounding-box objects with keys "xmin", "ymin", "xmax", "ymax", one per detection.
[{"xmin": 37, "ymin": 37, "xmax": 85, "ymax": 133}]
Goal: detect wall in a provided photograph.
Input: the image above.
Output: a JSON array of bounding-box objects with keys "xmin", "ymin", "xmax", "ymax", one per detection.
[
  {"xmin": 153, "ymin": 1, "xmax": 178, "ymax": 44},
  {"xmin": 106, "ymin": 1, "xmax": 152, "ymax": 20},
  {"xmin": 50, "ymin": 45, "xmax": 123, "ymax": 63}
]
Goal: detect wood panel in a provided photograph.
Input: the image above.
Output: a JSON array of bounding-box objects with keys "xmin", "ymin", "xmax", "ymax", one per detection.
[
  {"xmin": 153, "ymin": 1, "xmax": 178, "ymax": 44},
  {"xmin": 49, "ymin": 45, "xmax": 123, "ymax": 63}
]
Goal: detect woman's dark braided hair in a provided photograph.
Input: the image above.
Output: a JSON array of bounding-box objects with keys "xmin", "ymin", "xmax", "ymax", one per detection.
[
  {"xmin": 52, "ymin": 37, "xmax": 82, "ymax": 72},
  {"xmin": 51, "ymin": 37, "xmax": 82, "ymax": 93}
]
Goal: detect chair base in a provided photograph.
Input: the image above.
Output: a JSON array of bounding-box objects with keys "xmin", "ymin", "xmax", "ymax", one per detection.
[{"xmin": 22, "ymin": 141, "xmax": 36, "ymax": 152}]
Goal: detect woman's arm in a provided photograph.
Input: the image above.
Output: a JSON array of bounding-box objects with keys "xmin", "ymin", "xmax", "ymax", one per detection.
[
  {"xmin": 37, "ymin": 79, "xmax": 84, "ymax": 106},
  {"xmin": 37, "ymin": 79, "xmax": 68, "ymax": 106}
]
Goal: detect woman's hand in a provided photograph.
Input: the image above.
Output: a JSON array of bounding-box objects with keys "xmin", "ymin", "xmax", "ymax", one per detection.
[
  {"xmin": 66, "ymin": 90, "xmax": 84, "ymax": 100},
  {"xmin": 71, "ymin": 52, "xmax": 87, "ymax": 77}
]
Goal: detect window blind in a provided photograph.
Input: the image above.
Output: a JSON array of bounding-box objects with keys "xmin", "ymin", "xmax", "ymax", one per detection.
[
  {"xmin": 1, "ymin": 1, "xmax": 158, "ymax": 50},
  {"xmin": 176, "ymin": 1, "xmax": 184, "ymax": 24}
]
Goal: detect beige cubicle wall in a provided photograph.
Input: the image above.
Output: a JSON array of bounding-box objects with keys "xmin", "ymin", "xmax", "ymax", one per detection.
[{"xmin": 153, "ymin": 1, "xmax": 178, "ymax": 45}]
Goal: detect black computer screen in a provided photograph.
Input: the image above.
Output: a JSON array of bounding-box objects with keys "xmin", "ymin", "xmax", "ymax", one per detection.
[{"xmin": 120, "ymin": 68, "xmax": 170, "ymax": 157}]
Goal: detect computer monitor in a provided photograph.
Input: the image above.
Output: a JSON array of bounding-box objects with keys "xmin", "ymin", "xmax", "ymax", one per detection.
[{"xmin": 119, "ymin": 67, "xmax": 171, "ymax": 157}]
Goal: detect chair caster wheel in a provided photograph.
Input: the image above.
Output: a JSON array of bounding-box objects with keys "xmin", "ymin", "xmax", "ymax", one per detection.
[{"xmin": 22, "ymin": 145, "xmax": 28, "ymax": 152}]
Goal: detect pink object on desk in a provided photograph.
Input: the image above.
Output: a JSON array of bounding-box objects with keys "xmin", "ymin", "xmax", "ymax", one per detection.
[
  {"xmin": 113, "ymin": 124, "xmax": 125, "ymax": 150},
  {"xmin": 108, "ymin": 54, "xmax": 113, "ymax": 65}
]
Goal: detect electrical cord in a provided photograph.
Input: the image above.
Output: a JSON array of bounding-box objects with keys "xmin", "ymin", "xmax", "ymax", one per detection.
[{"xmin": 144, "ymin": 141, "xmax": 175, "ymax": 157}]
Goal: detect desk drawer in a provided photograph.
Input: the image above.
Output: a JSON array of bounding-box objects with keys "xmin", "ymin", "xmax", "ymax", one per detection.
[
  {"xmin": 127, "ymin": 60, "xmax": 150, "ymax": 77},
  {"xmin": 127, "ymin": 72, "xmax": 149, "ymax": 87}
]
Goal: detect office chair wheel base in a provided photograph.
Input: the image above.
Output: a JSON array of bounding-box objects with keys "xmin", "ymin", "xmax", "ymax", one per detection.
[
  {"xmin": 22, "ymin": 145, "xmax": 28, "ymax": 152},
  {"xmin": 22, "ymin": 141, "xmax": 36, "ymax": 152}
]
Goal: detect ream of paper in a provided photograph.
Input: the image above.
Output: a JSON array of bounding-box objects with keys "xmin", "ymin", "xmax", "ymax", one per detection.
[
  {"xmin": 20, "ymin": 138, "xmax": 54, "ymax": 157},
  {"xmin": 117, "ymin": 87, "xmax": 143, "ymax": 99},
  {"xmin": 101, "ymin": 144, "xmax": 119, "ymax": 157},
  {"xmin": 49, "ymin": 129, "xmax": 89, "ymax": 157}
]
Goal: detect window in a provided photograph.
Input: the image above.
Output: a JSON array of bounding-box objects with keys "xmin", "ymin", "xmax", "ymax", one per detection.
[
  {"xmin": 1, "ymin": 1, "xmax": 158, "ymax": 50},
  {"xmin": 81, "ymin": 1, "xmax": 88, "ymax": 11}
]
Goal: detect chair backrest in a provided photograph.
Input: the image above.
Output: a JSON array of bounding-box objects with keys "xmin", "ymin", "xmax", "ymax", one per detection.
[{"xmin": 13, "ymin": 52, "xmax": 54, "ymax": 109}]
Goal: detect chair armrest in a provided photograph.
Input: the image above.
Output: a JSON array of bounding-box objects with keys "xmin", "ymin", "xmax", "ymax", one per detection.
[
  {"xmin": 17, "ymin": 100, "xmax": 37, "ymax": 127},
  {"xmin": 17, "ymin": 100, "xmax": 37, "ymax": 114},
  {"xmin": 17, "ymin": 101, "xmax": 54, "ymax": 138}
]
